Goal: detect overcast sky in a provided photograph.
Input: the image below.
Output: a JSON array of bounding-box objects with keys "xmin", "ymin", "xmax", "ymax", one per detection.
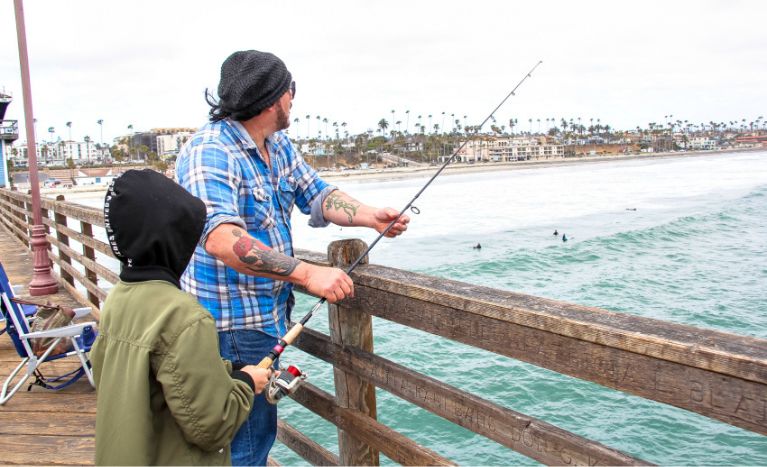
[{"xmin": 1, "ymin": 0, "xmax": 765, "ymax": 144}]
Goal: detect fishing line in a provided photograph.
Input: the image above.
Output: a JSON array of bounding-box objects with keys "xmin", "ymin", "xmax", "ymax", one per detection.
[{"xmin": 257, "ymin": 60, "xmax": 543, "ymax": 382}]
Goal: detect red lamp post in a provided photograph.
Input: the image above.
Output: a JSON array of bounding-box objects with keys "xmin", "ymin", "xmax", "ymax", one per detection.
[{"xmin": 13, "ymin": 0, "xmax": 58, "ymax": 295}]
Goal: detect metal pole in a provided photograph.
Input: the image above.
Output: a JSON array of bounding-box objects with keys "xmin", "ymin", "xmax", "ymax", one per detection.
[{"xmin": 13, "ymin": 0, "xmax": 57, "ymax": 295}]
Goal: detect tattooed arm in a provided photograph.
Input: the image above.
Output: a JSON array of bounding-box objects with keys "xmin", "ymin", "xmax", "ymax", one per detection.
[
  {"xmin": 321, "ymin": 190, "xmax": 410, "ymax": 238},
  {"xmin": 205, "ymin": 224, "xmax": 354, "ymax": 303}
]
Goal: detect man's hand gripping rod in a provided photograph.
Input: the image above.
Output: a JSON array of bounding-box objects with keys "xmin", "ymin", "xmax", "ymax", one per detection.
[{"xmin": 257, "ymin": 60, "xmax": 543, "ymax": 377}]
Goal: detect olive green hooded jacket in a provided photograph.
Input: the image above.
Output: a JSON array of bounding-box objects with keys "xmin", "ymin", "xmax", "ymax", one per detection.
[{"xmin": 92, "ymin": 170, "xmax": 255, "ymax": 465}]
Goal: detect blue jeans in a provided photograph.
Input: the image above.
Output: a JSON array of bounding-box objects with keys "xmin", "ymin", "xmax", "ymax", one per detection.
[{"xmin": 218, "ymin": 329, "xmax": 278, "ymax": 466}]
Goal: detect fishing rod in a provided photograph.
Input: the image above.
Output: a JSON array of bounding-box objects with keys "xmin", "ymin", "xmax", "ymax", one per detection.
[{"xmin": 259, "ymin": 60, "xmax": 543, "ymax": 402}]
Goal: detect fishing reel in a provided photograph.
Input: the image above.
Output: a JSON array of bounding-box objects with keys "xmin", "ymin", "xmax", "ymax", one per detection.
[{"xmin": 265, "ymin": 364, "xmax": 307, "ymax": 405}]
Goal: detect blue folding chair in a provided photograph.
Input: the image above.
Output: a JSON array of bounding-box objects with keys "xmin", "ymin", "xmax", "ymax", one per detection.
[
  {"xmin": 0, "ymin": 261, "xmax": 36, "ymax": 336},
  {"xmin": 0, "ymin": 262, "xmax": 96, "ymax": 405}
]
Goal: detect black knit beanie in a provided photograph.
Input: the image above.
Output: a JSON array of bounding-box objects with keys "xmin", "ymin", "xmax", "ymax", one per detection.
[
  {"xmin": 104, "ymin": 169, "xmax": 207, "ymax": 288},
  {"xmin": 216, "ymin": 50, "xmax": 292, "ymax": 120}
]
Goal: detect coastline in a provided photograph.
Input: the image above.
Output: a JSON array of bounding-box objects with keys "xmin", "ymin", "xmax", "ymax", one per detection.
[
  {"xmin": 38, "ymin": 146, "xmax": 765, "ymax": 198},
  {"xmin": 321, "ymin": 146, "xmax": 765, "ymax": 183}
]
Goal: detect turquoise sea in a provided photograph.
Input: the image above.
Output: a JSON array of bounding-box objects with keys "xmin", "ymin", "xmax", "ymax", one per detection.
[
  {"xmin": 72, "ymin": 151, "xmax": 767, "ymax": 464},
  {"xmin": 277, "ymin": 151, "xmax": 767, "ymax": 465}
]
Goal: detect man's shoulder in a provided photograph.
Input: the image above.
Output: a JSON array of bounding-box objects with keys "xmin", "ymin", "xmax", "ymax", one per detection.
[
  {"xmin": 186, "ymin": 120, "xmax": 239, "ymax": 148},
  {"xmin": 177, "ymin": 121, "xmax": 247, "ymax": 169}
]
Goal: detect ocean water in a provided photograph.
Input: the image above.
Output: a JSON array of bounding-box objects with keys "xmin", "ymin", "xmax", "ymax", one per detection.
[
  {"xmin": 276, "ymin": 151, "xmax": 767, "ymax": 465},
  {"xmin": 70, "ymin": 151, "xmax": 767, "ymax": 464}
]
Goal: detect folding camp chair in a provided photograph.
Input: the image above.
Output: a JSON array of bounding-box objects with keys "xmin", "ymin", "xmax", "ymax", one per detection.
[
  {"xmin": 0, "ymin": 281, "xmax": 96, "ymax": 405},
  {"xmin": 0, "ymin": 260, "xmax": 37, "ymax": 336}
]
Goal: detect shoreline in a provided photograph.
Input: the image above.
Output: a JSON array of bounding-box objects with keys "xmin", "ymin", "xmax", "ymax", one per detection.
[
  {"xmin": 38, "ymin": 146, "xmax": 765, "ymax": 197},
  {"xmin": 321, "ymin": 146, "xmax": 765, "ymax": 183}
]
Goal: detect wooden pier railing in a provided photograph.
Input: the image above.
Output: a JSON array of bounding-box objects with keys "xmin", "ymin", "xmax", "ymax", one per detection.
[{"xmin": 1, "ymin": 187, "xmax": 765, "ymax": 466}]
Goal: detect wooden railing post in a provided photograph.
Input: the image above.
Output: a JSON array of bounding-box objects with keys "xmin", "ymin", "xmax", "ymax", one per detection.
[
  {"xmin": 23, "ymin": 191, "xmax": 32, "ymax": 242},
  {"xmin": 80, "ymin": 220, "xmax": 100, "ymax": 308},
  {"xmin": 327, "ymin": 239, "xmax": 379, "ymax": 466},
  {"xmin": 54, "ymin": 195, "xmax": 74, "ymax": 287}
]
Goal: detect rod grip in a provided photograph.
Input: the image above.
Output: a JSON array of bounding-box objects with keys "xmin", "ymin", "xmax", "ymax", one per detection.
[
  {"xmin": 256, "ymin": 355, "xmax": 274, "ymax": 369},
  {"xmin": 282, "ymin": 323, "xmax": 304, "ymax": 346}
]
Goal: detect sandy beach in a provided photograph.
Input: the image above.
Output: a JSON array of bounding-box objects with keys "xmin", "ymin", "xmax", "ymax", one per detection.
[
  {"xmin": 38, "ymin": 146, "xmax": 764, "ymax": 199},
  {"xmin": 320, "ymin": 146, "xmax": 765, "ymax": 183}
]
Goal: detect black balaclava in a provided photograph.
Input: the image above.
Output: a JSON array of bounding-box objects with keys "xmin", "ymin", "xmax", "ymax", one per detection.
[{"xmin": 104, "ymin": 169, "xmax": 206, "ymax": 288}]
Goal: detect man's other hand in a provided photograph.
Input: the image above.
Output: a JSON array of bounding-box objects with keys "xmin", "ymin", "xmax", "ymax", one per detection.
[{"xmin": 372, "ymin": 207, "xmax": 410, "ymax": 238}]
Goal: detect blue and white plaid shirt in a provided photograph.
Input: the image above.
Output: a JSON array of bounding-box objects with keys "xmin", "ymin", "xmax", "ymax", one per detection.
[{"xmin": 176, "ymin": 119, "xmax": 335, "ymax": 337}]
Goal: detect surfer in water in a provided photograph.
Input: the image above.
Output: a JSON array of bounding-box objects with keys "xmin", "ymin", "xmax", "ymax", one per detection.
[
  {"xmin": 473, "ymin": 243, "xmax": 482, "ymax": 249},
  {"xmin": 562, "ymin": 234, "xmax": 568, "ymax": 242}
]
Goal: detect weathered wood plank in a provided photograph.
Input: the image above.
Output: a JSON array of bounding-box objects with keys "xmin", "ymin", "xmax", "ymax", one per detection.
[
  {"xmin": 327, "ymin": 239, "xmax": 379, "ymax": 466},
  {"xmin": 352, "ymin": 264, "xmax": 767, "ymax": 383},
  {"xmin": 291, "ymin": 382, "xmax": 455, "ymax": 466},
  {"xmin": 53, "ymin": 256, "xmax": 108, "ymax": 302},
  {"xmin": 53, "ymin": 195, "xmax": 74, "ymax": 286},
  {"xmin": 295, "ymin": 327, "xmax": 650, "ymax": 466},
  {"xmin": 0, "ymin": 434, "xmax": 94, "ymax": 465},
  {"xmin": 0, "ymin": 411, "xmax": 95, "ymax": 436},
  {"xmin": 277, "ymin": 418, "xmax": 339, "ymax": 466},
  {"xmin": 80, "ymin": 221, "xmax": 100, "ymax": 308},
  {"xmin": 49, "ymin": 200, "xmax": 104, "ymax": 228},
  {"xmin": 338, "ymin": 265, "xmax": 767, "ymax": 435},
  {"xmin": 48, "ymin": 236, "xmax": 119, "ymax": 285},
  {"xmin": 0, "ymin": 392, "xmax": 96, "ymax": 413},
  {"xmin": 43, "ymin": 217, "xmax": 114, "ymax": 259}
]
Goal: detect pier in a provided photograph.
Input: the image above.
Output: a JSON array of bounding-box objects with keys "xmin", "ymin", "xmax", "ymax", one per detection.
[{"xmin": 1, "ymin": 186, "xmax": 766, "ymax": 465}]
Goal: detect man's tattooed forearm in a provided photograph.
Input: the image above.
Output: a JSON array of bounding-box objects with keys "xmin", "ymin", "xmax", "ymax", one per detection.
[
  {"xmin": 231, "ymin": 228, "xmax": 299, "ymax": 276},
  {"xmin": 324, "ymin": 193, "xmax": 359, "ymax": 224}
]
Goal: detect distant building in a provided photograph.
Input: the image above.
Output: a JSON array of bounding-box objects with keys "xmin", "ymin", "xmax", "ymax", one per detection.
[
  {"xmin": 689, "ymin": 136, "xmax": 718, "ymax": 150},
  {"xmin": 156, "ymin": 130, "xmax": 194, "ymax": 158},
  {"xmin": 0, "ymin": 91, "xmax": 19, "ymax": 187},
  {"xmin": 455, "ymin": 136, "xmax": 564, "ymax": 162}
]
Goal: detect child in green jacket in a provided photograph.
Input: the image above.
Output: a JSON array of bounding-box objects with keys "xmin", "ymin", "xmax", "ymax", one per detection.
[{"xmin": 92, "ymin": 169, "xmax": 272, "ymax": 465}]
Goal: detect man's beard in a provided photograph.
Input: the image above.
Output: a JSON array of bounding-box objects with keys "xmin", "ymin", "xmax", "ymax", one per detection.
[{"xmin": 276, "ymin": 105, "xmax": 290, "ymax": 131}]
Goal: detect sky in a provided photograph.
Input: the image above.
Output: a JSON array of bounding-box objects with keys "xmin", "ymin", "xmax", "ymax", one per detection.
[{"xmin": 1, "ymin": 0, "xmax": 766, "ymax": 145}]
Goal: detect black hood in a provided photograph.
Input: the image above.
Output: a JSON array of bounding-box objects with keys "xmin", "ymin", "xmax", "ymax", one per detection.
[{"xmin": 104, "ymin": 169, "xmax": 206, "ymax": 288}]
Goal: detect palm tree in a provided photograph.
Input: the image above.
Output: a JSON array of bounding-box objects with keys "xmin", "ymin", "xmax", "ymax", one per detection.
[
  {"xmin": 405, "ymin": 110, "xmax": 410, "ymax": 134},
  {"xmin": 428, "ymin": 115, "xmax": 433, "ymax": 134},
  {"xmin": 323, "ymin": 118, "xmax": 329, "ymax": 140},
  {"xmin": 66, "ymin": 121, "xmax": 72, "ymax": 141},
  {"xmin": 441, "ymin": 111, "xmax": 446, "ymax": 134},
  {"xmin": 84, "ymin": 135, "xmax": 91, "ymax": 163},
  {"xmin": 127, "ymin": 124, "xmax": 134, "ymax": 160},
  {"xmin": 305, "ymin": 114, "xmax": 311, "ymax": 139},
  {"xmin": 378, "ymin": 119, "xmax": 389, "ymax": 136},
  {"xmin": 97, "ymin": 119, "xmax": 104, "ymax": 149},
  {"xmin": 315, "ymin": 115, "xmax": 321, "ymax": 139},
  {"xmin": 293, "ymin": 117, "xmax": 300, "ymax": 139}
]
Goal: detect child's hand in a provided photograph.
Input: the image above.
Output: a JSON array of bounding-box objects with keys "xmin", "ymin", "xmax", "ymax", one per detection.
[{"xmin": 242, "ymin": 366, "xmax": 278, "ymax": 394}]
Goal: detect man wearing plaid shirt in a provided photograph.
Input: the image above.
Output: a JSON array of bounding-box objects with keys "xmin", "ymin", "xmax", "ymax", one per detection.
[{"xmin": 176, "ymin": 50, "xmax": 410, "ymax": 466}]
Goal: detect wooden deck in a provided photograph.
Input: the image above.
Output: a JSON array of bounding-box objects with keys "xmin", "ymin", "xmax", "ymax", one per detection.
[{"xmin": 0, "ymin": 224, "xmax": 97, "ymax": 465}]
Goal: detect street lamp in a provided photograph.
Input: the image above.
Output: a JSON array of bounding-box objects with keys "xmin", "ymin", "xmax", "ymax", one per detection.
[{"xmin": 13, "ymin": 0, "xmax": 57, "ymax": 295}]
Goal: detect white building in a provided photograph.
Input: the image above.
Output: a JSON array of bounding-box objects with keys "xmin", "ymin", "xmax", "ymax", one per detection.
[
  {"xmin": 14, "ymin": 140, "xmax": 108, "ymax": 166},
  {"xmin": 157, "ymin": 131, "xmax": 194, "ymax": 157},
  {"xmin": 688, "ymin": 136, "xmax": 718, "ymax": 150},
  {"xmin": 455, "ymin": 136, "xmax": 564, "ymax": 162}
]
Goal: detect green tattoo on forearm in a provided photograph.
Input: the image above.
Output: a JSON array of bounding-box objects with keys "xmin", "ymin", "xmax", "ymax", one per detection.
[
  {"xmin": 231, "ymin": 228, "xmax": 299, "ymax": 276},
  {"xmin": 325, "ymin": 193, "xmax": 359, "ymax": 224}
]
